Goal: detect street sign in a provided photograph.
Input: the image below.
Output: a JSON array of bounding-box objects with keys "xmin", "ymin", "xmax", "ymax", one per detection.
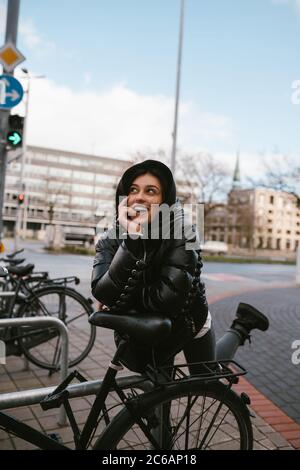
[
  {"xmin": 0, "ymin": 75, "xmax": 24, "ymax": 109},
  {"xmin": 7, "ymin": 130, "xmax": 22, "ymax": 147},
  {"xmin": 0, "ymin": 42, "xmax": 25, "ymax": 72}
]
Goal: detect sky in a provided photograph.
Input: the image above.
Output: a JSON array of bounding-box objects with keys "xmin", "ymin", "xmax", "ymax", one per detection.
[{"xmin": 1, "ymin": 0, "xmax": 300, "ymax": 180}]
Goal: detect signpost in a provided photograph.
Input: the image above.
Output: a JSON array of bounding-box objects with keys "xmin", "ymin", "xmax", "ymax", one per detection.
[
  {"xmin": 0, "ymin": 74, "xmax": 24, "ymax": 109},
  {"xmin": 0, "ymin": 0, "xmax": 23, "ymax": 247},
  {"xmin": 0, "ymin": 41, "xmax": 25, "ymax": 73}
]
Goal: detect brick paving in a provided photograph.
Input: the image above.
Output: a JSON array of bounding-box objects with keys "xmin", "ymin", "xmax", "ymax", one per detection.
[
  {"xmin": 0, "ymin": 286, "xmax": 299, "ymax": 450},
  {"xmin": 210, "ymin": 286, "xmax": 300, "ymax": 449}
]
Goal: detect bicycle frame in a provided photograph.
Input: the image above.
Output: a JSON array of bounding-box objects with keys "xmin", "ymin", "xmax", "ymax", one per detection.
[
  {"xmin": 0, "ymin": 412, "xmax": 69, "ymax": 450},
  {"xmin": 0, "ymin": 351, "xmax": 249, "ymax": 450},
  {"xmin": 0, "ymin": 343, "xmax": 155, "ymax": 450},
  {"xmin": 0, "ymin": 276, "xmax": 73, "ymax": 356}
]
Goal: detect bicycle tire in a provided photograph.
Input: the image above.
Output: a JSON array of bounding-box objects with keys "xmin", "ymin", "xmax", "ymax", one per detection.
[
  {"xmin": 16, "ymin": 285, "xmax": 96, "ymax": 371},
  {"xmin": 94, "ymin": 379, "xmax": 253, "ymax": 450}
]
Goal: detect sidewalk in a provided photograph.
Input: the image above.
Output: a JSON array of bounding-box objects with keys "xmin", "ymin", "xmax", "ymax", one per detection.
[{"xmin": 0, "ymin": 289, "xmax": 300, "ymax": 450}]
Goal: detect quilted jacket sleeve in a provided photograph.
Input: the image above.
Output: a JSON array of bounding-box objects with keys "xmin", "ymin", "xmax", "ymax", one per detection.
[{"xmin": 91, "ymin": 232, "xmax": 146, "ymax": 311}]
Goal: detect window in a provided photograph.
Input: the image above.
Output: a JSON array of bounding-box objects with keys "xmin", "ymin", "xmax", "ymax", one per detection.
[{"xmin": 270, "ymin": 196, "xmax": 274, "ymax": 204}]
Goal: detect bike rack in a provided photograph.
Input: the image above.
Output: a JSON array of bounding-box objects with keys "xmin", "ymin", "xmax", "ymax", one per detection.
[
  {"xmin": 0, "ymin": 317, "xmax": 69, "ymax": 425},
  {"xmin": 0, "ymin": 374, "xmax": 154, "ymax": 434}
]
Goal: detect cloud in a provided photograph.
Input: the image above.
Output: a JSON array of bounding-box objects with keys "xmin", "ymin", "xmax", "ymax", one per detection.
[
  {"xmin": 0, "ymin": 1, "xmax": 6, "ymax": 36},
  {"xmin": 19, "ymin": 18, "xmax": 55, "ymax": 54},
  {"xmin": 0, "ymin": 1, "xmax": 54, "ymax": 55},
  {"xmin": 271, "ymin": 0, "xmax": 300, "ymax": 14},
  {"xmin": 12, "ymin": 75, "xmax": 234, "ymax": 161},
  {"xmin": 19, "ymin": 18, "xmax": 55, "ymax": 55}
]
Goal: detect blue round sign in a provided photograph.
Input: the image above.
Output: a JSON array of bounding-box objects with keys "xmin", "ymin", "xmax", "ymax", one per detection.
[{"xmin": 0, "ymin": 74, "xmax": 24, "ymax": 109}]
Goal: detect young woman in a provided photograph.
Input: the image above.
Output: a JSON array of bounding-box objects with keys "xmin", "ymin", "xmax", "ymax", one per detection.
[{"xmin": 91, "ymin": 160, "xmax": 268, "ymax": 373}]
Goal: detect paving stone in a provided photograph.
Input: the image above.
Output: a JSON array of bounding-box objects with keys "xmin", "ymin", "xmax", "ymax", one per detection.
[
  {"xmin": 266, "ymin": 432, "xmax": 291, "ymax": 447},
  {"xmin": 258, "ymin": 438, "xmax": 277, "ymax": 450},
  {"xmin": 0, "ymin": 439, "xmax": 14, "ymax": 450},
  {"xmin": 252, "ymin": 426, "xmax": 268, "ymax": 441}
]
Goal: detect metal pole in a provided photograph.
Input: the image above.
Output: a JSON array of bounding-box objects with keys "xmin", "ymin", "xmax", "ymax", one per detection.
[
  {"xmin": 171, "ymin": 0, "xmax": 185, "ymax": 177},
  {"xmin": 296, "ymin": 246, "xmax": 300, "ymax": 286},
  {"xmin": 14, "ymin": 79, "xmax": 29, "ymax": 249},
  {"xmin": 0, "ymin": 375, "xmax": 153, "ymax": 409},
  {"xmin": 0, "ymin": 316, "xmax": 69, "ymax": 424},
  {"xmin": 20, "ymin": 78, "xmax": 30, "ymax": 240},
  {"xmin": 0, "ymin": 0, "xmax": 21, "ymax": 244}
]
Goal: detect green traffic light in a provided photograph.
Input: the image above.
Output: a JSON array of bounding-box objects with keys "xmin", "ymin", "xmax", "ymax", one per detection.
[{"xmin": 7, "ymin": 131, "xmax": 22, "ymax": 147}]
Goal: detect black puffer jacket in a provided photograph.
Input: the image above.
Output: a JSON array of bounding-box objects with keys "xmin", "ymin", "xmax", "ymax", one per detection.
[{"xmin": 91, "ymin": 160, "xmax": 208, "ymax": 371}]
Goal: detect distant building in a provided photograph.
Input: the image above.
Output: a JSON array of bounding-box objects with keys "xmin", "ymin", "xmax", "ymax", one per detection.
[
  {"xmin": 3, "ymin": 146, "xmax": 194, "ymax": 238},
  {"xmin": 205, "ymin": 154, "xmax": 300, "ymax": 253},
  {"xmin": 4, "ymin": 146, "xmax": 131, "ymax": 237}
]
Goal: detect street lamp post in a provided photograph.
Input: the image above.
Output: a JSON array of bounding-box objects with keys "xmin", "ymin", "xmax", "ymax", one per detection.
[
  {"xmin": 14, "ymin": 69, "xmax": 45, "ymax": 247},
  {"xmin": 171, "ymin": 0, "xmax": 186, "ymax": 177}
]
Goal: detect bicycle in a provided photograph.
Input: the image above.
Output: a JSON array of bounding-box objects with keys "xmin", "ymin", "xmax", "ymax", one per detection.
[
  {"xmin": 0, "ymin": 310, "xmax": 253, "ymax": 450},
  {"xmin": 0, "ymin": 265, "xmax": 96, "ymax": 371}
]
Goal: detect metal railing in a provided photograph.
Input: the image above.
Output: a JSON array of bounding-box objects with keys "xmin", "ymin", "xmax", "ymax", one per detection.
[{"xmin": 0, "ymin": 317, "xmax": 68, "ymax": 424}]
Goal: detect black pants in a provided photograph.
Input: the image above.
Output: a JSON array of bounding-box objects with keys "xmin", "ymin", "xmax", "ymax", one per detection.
[{"xmin": 183, "ymin": 322, "xmax": 242, "ymax": 374}]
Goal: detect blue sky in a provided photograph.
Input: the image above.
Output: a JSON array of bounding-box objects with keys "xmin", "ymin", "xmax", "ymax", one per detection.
[{"xmin": 1, "ymin": 0, "xmax": 300, "ymax": 177}]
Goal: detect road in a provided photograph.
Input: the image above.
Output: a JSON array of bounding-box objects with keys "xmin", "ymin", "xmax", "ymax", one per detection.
[{"xmin": 2, "ymin": 238, "xmax": 296, "ymax": 300}]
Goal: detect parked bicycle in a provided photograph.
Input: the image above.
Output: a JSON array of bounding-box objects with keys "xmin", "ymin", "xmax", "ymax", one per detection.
[
  {"xmin": 0, "ymin": 259, "xmax": 96, "ymax": 371},
  {"xmin": 0, "ymin": 309, "xmax": 253, "ymax": 450}
]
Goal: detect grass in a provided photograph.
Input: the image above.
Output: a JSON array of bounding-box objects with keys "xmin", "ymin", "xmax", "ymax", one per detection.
[{"xmin": 44, "ymin": 245, "xmax": 95, "ymax": 256}]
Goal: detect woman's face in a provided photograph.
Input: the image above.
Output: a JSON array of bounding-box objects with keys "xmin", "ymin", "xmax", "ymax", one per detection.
[{"xmin": 127, "ymin": 172, "xmax": 163, "ymax": 223}]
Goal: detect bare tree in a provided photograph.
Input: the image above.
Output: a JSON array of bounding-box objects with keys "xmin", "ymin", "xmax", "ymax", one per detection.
[
  {"xmin": 177, "ymin": 152, "xmax": 231, "ymax": 216},
  {"xmin": 44, "ymin": 177, "xmax": 71, "ymax": 225},
  {"xmin": 131, "ymin": 148, "xmax": 170, "ymax": 165},
  {"xmin": 247, "ymin": 151, "xmax": 300, "ymax": 194}
]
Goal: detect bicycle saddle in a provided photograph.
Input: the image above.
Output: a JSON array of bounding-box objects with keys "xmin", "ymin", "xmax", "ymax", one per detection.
[
  {"xmin": 89, "ymin": 311, "xmax": 172, "ymax": 346},
  {"xmin": 7, "ymin": 263, "xmax": 35, "ymax": 276}
]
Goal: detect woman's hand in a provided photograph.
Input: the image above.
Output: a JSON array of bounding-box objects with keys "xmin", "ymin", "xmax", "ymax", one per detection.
[
  {"xmin": 96, "ymin": 301, "xmax": 110, "ymax": 312},
  {"xmin": 118, "ymin": 196, "xmax": 142, "ymax": 234}
]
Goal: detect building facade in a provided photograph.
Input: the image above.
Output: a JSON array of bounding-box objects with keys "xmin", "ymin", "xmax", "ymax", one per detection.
[
  {"xmin": 3, "ymin": 146, "xmax": 194, "ymax": 239},
  {"xmin": 4, "ymin": 146, "xmax": 132, "ymax": 237},
  {"xmin": 205, "ymin": 187, "xmax": 300, "ymax": 252}
]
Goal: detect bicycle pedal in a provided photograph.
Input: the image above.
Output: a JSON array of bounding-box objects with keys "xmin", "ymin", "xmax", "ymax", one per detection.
[
  {"xmin": 241, "ymin": 392, "xmax": 251, "ymax": 405},
  {"xmin": 146, "ymin": 413, "xmax": 159, "ymax": 429}
]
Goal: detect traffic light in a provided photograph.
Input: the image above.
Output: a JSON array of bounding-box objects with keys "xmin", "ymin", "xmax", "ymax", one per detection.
[
  {"xmin": 6, "ymin": 114, "xmax": 24, "ymax": 148},
  {"xmin": 17, "ymin": 193, "xmax": 25, "ymax": 205}
]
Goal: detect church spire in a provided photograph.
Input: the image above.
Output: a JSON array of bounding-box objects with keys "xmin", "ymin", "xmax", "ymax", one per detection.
[{"xmin": 232, "ymin": 151, "xmax": 241, "ymax": 188}]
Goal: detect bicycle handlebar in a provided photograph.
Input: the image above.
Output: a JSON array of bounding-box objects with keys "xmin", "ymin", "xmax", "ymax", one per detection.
[
  {"xmin": 6, "ymin": 248, "xmax": 24, "ymax": 259},
  {"xmin": 0, "ymin": 266, "xmax": 9, "ymax": 277}
]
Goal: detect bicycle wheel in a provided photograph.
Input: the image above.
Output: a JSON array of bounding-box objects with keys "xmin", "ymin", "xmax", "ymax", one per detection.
[
  {"xmin": 94, "ymin": 380, "xmax": 253, "ymax": 450},
  {"xmin": 17, "ymin": 285, "xmax": 96, "ymax": 371}
]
